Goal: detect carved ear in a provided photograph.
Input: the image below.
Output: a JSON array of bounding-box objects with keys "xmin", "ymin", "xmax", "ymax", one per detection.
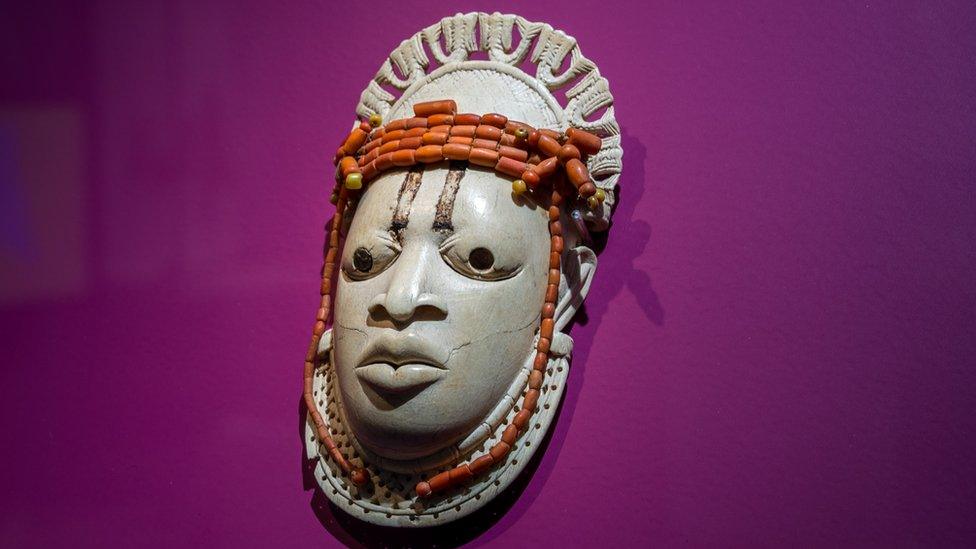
[{"xmin": 553, "ymin": 245, "xmax": 597, "ymax": 332}]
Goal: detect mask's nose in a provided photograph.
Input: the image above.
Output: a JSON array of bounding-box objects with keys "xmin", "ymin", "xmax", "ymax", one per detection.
[{"xmin": 367, "ymin": 244, "xmax": 448, "ymax": 325}]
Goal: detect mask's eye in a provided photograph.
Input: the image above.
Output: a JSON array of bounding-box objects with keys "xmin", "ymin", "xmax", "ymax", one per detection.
[
  {"xmin": 342, "ymin": 233, "xmax": 399, "ymax": 280},
  {"xmin": 468, "ymin": 247, "xmax": 494, "ymax": 272},
  {"xmin": 441, "ymin": 236, "xmax": 521, "ymax": 281},
  {"xmin": 353, "ymin": 247, "xmax": 373, "ymax": 273}
]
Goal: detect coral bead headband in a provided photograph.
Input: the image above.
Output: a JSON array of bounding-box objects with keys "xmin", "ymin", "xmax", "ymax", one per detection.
[
  {"xmin": 304, "ymin": 99, "xmax": 603, "ymax": 498},
  {"xmin": 329, "ymin": 99, "xmax": 607, "ymax": 209}
]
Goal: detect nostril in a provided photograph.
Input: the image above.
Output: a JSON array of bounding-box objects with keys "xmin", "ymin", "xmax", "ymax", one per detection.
[
  {"xmin": 410, "ymin": 303, "xmax": 448, "ymax": 322},
  {"xmin": 367, "ymin": 293, "xmax": 447, "ymax": 326}
]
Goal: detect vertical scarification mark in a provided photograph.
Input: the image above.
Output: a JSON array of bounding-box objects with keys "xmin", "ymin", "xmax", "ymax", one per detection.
[
  {"xmin": 433, "ymin": 161, "xmax": 467, "ymax": 232},
  {"xmin": 389, "ymin": 166, "xmax": 424, "ymax": 237}
]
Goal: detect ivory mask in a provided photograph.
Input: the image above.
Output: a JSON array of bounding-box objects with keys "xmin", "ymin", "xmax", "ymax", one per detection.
[{"xmin": 304, "ymin": 12, "xmax": 622, "ymax": 527}]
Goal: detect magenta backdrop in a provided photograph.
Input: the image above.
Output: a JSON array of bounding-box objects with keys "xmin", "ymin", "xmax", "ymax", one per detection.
[{"xmin": 2, "ymin": 1, "xmax": 975, "ymax": 547}]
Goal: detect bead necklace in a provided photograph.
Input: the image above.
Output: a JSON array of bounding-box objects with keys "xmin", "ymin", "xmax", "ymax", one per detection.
[{"xmin": 303, "ymin": 99, "xmax": 604, "ymax": 498}]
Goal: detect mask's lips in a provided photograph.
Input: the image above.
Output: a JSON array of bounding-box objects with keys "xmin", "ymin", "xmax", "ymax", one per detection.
[
  {"xmin": 355, "ymin": 334, "xmax": 448, "ymax": 396},
  {"xmin": 356, "ymin": 362, "xmax": 445, "ymax": 394}
]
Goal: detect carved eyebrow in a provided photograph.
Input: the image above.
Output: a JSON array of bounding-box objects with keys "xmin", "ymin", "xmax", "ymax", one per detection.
[
  {"xmin": 432, "ymin": 161, "xmax": 467, "ymax": 232},
  {"xmin": 389, "ymin": 166, "xmax": 424, "ymax": 237}
]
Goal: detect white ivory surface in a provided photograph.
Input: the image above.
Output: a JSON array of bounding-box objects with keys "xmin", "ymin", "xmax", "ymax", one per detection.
[{"xmin": 306, "ymin": 12, "xmax": 615, "ymax": 527}]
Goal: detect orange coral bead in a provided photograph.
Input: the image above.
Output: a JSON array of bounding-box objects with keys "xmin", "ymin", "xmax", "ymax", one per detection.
[
  {"xmin": 501, "ymin": 424, "xmax": 519, "ymax": 445},
  {"xmin": 426, "ymin": 471, "xmax": 452, "ymax": 492},
  {"xmin": 565, "ymin": 158, "xmax": 590, "ymax": 188},
  {"xmin": 413, "ymin": 99, "xmax": 457, "ymax": 117},
  {"xmin": 496, "ymin": 156, "xmax": 527, "ymax": 178},
  {"xmin": 536, "ymin": 157, "xmax": 559, "ymax": 177},
  {"xmin": 422, "ymin": 131, "xmax": 449, "ymax": 145},
  {"xmin": 472, "ymin": 138, "xmax": 498, "ymax": 150},
  {"xmin": 385, "ymin": 119, "xmax": 407, "ymax": 132},
  {"xmin": 392, "ymin": 149, "xmax": 415, "ymax": 166},
  {"xmin": 475, "ymin": 124, "xmax": 503, "ymax": 140},
  {"xmin": 427, "ymin": 113, "xmax": 454, "ymax": 127},
  {"xmin": 537, "ymin": 337, "xmax": 551, "ymax": 354},
  {"xmin": 375, "ymin": 152, "xmax": 394, "ymax": 171},
  {"xmin": 405, "ymin": 116, "xmax": 428, "ymax": 129},
  {"xmin": 381, "ymin": 129, "xmax": 404, "ymax": 143},
  {"xmin": 450, "ymin": 125, "xmax": 476, "ymax": 138},
  {"xmin": 579, "ymin": 182, "xmax": 597, "ymax": 196},
  {"xmin": 469, "ymin": 148, "xmax": 500, "ymax": 167},
  {"xmin": 399, "ymin": 136, "xmax": 422, "ymax": 149},
  {"xmin": 557, "ymin": 144, "xmax": 581, "ymax": 163},
  {"xmin": 339, "ymin": 156, "xmax": 358, "ymax": 177},
  {"xmin": 415, "ymin": 145, "xmax": 443, "ymax": 163},
  {"xmin": 498, "ymin": 145, "xmax": 528, "ymax": 162},
  {"xmin": 349, "ymin": 468, "xmax": 369, "ymax": 486},
  {"xmin": 551, "ymin": 235, "xmax": 564, "ymax": 253},
  {"xmin": 537, "ymin": 134, "xmax": 561, "ymax": 157},
  {"xmin": 481, "ymin": 113, "xmax": 508, "ymax": 128},
  {"xmin": 378, "ymin": 140, "xmax": 399, "ymax": 155},
  {"xmin": 313, "ymin": 320, "xmax": 326, "ymax": 336},
  {"xmin": 454, "ymin": 113, "xmax": 481, "ymax": 126},
  {"xmin": 363, "ymin": 138, "xmax": 382, "ymax": 153},
  {"xmin": 545, "ymin": 283, "xmax": 558, "ymax": 303},
  {"xmin": 449, "ymin": 465, "xmax": 474, "ymax": 483},
  {"xmin": 443, "ymin": 143, "xmax": 471, "ymax": 160},
  {"xmin": 469, "ymin": 454, "xmax": 496, "ymax": 474},
  {"xmin": 529, "ymin": 369, "xmax": 544, "ymax": 389},
  {"xmin": 341, "ymin": 129, "xmax": 368, "ymax": 155},
  {"xmin": 548, "ymin": 205, "xmax": 560, "ymax": 221},
  {"xmin": 567, "ymin": 127, "xmax": 602, "ymax": 154},
  {"xmin": 541, "ymin": 318, "xmax": 554, "ymax": 339},
  {"xmin": 489, "ymin": 441, "xmax": 512, "ymax": 460}
]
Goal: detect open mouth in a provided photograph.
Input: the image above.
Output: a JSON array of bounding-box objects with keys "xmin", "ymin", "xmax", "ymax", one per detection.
[{"xmin": 356, "ymin": 362, "xmax": 446, "ymax": 395}]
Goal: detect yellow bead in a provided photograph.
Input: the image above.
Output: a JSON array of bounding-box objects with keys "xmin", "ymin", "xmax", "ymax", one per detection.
[
  {"xmin": 594, "ymin": 188, "xmax": 606, "ymax": 203},
  {"xmin": 344, "ymin": 172, "xmax": 363, "ymax": 190},
  {"xmin": 587, "ymin": 195, "xmax": 600, "ymax": 210},
  {"xmin": 368, "ymin": 113, "xmax": 382, "ymax": 128},
  {"xmin": 329, "ymin": 191, "xmax": 339, "ymax": 204},
  {"xmin": 514, "ymin": 128, "xmax": 529, "ymax": 140},
  {"xmin": 512, "ymin": 179, "xmax": 527, "ymax": 195}
]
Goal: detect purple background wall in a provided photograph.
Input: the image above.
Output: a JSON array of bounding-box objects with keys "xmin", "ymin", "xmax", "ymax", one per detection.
[{"xmin": 2, "ymin": 1, "xmax": 974, "ymax": 546}]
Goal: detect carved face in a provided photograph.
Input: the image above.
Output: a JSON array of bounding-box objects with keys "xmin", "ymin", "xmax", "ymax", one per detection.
[{"xmin": 332, "ymin": 162, "xmax": 550, "ymax": 459}]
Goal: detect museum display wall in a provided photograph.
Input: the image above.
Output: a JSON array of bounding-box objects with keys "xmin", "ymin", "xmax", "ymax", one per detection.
[{"xmin": 1, "ymin": 1, "xmax": 974, "ymax": 547}]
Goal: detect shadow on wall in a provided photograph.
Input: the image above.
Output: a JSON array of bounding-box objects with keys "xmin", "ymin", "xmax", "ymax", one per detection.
[
  {"xmin": 576, "ymin": 130, "xmax": 662, "ymax": 329},
  {"xmin": 297, "ymin": 129, "xmax": 659, "ymax": 547}
]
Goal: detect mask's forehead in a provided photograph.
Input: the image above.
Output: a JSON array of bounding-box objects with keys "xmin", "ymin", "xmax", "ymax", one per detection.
[{"xmin": 352, "ymin": 163, "xmax": 547, "ymax": 244}]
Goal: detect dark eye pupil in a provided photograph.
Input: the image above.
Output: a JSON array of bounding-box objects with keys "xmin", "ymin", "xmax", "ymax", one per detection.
[
  {"xmin": 353, "ymin": 247, "xmax": 373, "ymax": 272},
  {"xmin": 469, "ymin": 247, "xmax": 494, "ymax": 271}
]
